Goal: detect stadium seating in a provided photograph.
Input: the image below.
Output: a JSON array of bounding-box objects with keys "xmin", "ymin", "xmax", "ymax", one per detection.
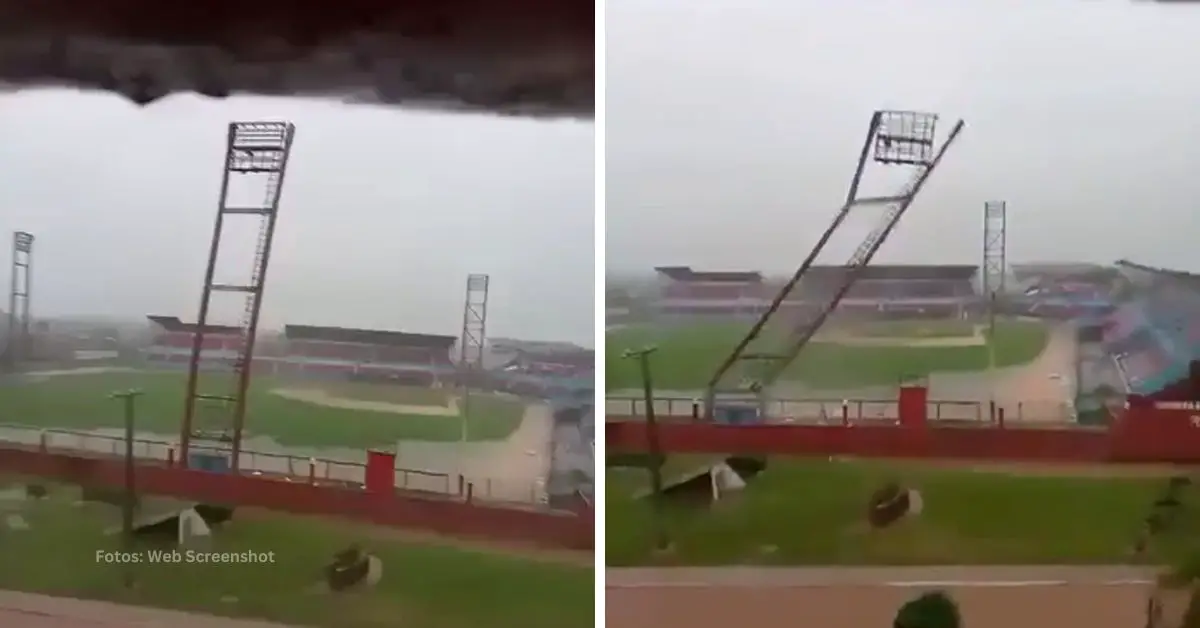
[{"xmin": 1103, "ymin": 262, "xmax": 1200, "ymax": 396}]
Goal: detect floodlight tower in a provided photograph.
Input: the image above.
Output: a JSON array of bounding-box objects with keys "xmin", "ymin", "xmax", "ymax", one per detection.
[
  {"xmin": 457, "ymin": 273, "xmax": 490, "ymax": 445},
  {"xmin": 704, "ymin": 110, "xmax": 966, "ymax": 419},
  {"xmin": 179, "ymin": 122, "xmax": 296, "ymax": 470},
  {"xmin": 5, "ymin": 231, "xmax": 33, "ymax": 368},
  {"xmin": 981, "ymin": 200, "xmax": 1008, "ymax": 370}
]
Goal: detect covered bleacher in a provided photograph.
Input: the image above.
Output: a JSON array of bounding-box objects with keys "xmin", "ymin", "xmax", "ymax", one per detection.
[
  {"xmin": 1101, "ymin": 261, "xmax": 1200, "ymax": 396},
  {"xmin": 143, "ymin": 315, "xmax": 243, "ymax": 364},
  {"xmin": 283, "ymin": 325, "xmax": 456, "ymax": 367}
]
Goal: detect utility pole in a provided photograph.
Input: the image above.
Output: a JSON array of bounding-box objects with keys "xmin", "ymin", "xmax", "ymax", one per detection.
[
  {"xmin": 622, "ymin": 346, "xmax": 669, "ymax": 551},
  {"xmin": 110, "ymin": 388, "xmax": 144, "ymax": 589}
]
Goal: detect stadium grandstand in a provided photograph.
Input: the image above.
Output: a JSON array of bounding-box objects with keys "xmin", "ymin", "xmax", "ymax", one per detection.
[
  {"xmin": 1096, "ymin": 260, "xmax": 1200, "ymax": 397},
  {"xmin": 1006, "ymin": 262, "xmax": 1119, "ymax": 319},
  {"xmin": 490, "ymin": 338, "xmax": 593, "ymax": 399},
  {"xmin": 143, "ymin": 316, "xmax": 457, "ymax": 384},
  {"xmin": 650, "ymin": 264, "xmax": 979, "ymax": 321},
  {"xmin": 144, "ymin": 316, "xmax": 593, "ymax": 399}
]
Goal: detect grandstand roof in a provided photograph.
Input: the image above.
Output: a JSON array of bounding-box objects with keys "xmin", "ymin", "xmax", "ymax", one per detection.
[
  {"xmin": 1013, "ymin": 262, "xmax": 1116, "ymax": 283},
  {"xmin": 1115, "ymin": 259, "xmax": 1200, "ymax": 289},
  {"xmin": 521, "ymin": 348, "xmax": 595, "ymax": 368},
  {"xmin": 805, "ymin": 265, "xmax": 977, "ymax": 281},
  {"xmin": 146, "ymin": 315, "xmax": 241, "ymax": 335},
  {"xmin": 654, "ymin": 266, "xmax": 763, "ymax": 283},
  {"xmin": 284, "ymin": 325, "xmax": 456, "ymax": 349}
]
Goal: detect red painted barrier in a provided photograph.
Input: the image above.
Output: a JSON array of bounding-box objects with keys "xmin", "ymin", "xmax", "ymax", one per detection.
[
  {"xmin": 0, "ymin": 444, "xmax": 593, "ymax": 550},
  {"xmin": 365, "ymin": 449, "xmax": 396, "ymax": 495},
  {"xmin": 606, "ymin": 404, "xmax": 1200, "ymax": 465}
]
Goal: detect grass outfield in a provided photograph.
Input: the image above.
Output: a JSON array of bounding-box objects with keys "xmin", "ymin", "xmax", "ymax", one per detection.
[
  {"xmin": 606, "ymin": 320, "xmax": 1048, "ymax": 390},
  {"xmin": 606, "ymin": 457, "xmax": 1183, "ymax": 566},
  {"xmin": 0, "ymin": 371, "xmax": 524, "ymax": 449},
  {"xmin": 0, "ymin": 478, "xmax": 591, "ymax": 628}
]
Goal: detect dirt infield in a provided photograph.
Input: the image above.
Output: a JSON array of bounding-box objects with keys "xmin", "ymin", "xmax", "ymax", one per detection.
[
  {"xmin": 607, "ymin": 566, "xmax": 1156, "ymax": 628},
  {"xmin": 0, "ymin": 590, "xmax": 295, "ymax": 627},
  {"xmin": 270, "ymin": 388, "xmax": 460, "ymax": 416}
]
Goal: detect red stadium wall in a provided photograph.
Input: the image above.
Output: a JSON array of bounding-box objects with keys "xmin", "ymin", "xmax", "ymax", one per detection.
[
  {"xmin": 607, "ymin": 401, "xmax": 1200, "ymax": 464},
  {"xmin": 0, "ymin": 445, "xmax": 592, "ymax": 549}
]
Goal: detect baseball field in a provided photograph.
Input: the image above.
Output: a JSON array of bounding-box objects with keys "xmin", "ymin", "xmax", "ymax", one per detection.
[
  {"xmin": 0, "ymin": 369, "xmax": 525, "ymax": 449},
  {"xmin": 605, "ymin": 319, "xmax": 1049, "ymax": 390}
]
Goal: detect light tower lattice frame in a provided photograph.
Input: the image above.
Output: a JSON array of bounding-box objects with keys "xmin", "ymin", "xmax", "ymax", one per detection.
[
  {"xmin": 982, "ymin": 200, "xmax": 1008, "ymax": 370},
  {"xmin": 704, "ymin": 110, "xmax": 966, "ymax": 419},
  {"xmin": 457, "ymin": 274, "xmax": 490, "ymax": 444},
  {"xmin": 6, "ymin": 231, "xmax": 33, "ymax": 368},
  {"xmin": 180, "ymin": 122, "xmax": 296, "ymax": 470}
]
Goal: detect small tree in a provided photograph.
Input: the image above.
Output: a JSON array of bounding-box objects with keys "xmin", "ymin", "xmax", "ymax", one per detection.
[{"xmin": 893, "ymin": 591, "xmax": 961, "ymax": 628}]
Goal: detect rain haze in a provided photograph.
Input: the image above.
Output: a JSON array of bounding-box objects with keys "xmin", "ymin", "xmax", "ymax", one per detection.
[
  {"xmin": 0, "ymin": 93, "xmax": 594, "ymax": 345},
  {"xmin": 607, "ymin": 0, "xmax": 1200, "ymax": 275}
]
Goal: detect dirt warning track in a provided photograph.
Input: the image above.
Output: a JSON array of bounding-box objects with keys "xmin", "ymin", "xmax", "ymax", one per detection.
[{"xmin": 606, "ymin": 566, "xmax": 1156, "ymax": 628}]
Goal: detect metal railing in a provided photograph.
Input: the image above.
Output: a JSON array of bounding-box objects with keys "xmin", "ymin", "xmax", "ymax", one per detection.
[
  {"xmin": 605, "ymin": 395, "xmax": 1078, "ymax": 424},
  {"xmin": 0, "ymin": 424, "xmax": 552, "ymax": 508}
]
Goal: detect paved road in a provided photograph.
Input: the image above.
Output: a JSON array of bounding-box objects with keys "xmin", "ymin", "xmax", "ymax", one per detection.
[
  {"xmin": 607, "ymin": 565, "xmax": 1158, "ymax": 587},
  {"xmin": 0, "ymin": 590, "xmax": 296, "ymax": 627},
  {"xmin": 607, "ymin": 566, "xmax": 1160, "ymax": 628}
]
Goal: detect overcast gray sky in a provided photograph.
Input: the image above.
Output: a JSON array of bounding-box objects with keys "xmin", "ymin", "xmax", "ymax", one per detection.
[
  {"xmin": 607, "ymin": 0, "xmax": 1200, "ymax": 277},
  {"xmin": 0, "ymin": 93, "xmax": 594, "ymax": 345}
]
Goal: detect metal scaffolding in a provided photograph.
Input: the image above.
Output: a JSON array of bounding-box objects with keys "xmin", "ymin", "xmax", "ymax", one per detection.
[
  {"xmin": 704, "ymin": 110, "xmax": 966, "ymax": 419},
  {"xmin": 457, "ymin": 273, "xmax": 490, "ymax": 443},
  {"xmin": 180, "ymin": 122, "xmax": 296, "ymax": 470},
  {"xmin": 5, "ymin": 231, "xmax": 33, "ymax": 368}
]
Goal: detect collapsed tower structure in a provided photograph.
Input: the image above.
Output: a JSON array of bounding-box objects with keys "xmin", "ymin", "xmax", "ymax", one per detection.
[
  {"xmin": 704, "ymin": 110, "xmax": 965, "ymax": 419},
  {"xmin": 179, "ymin": 122, "xmax": 296, "ymax": 469}
]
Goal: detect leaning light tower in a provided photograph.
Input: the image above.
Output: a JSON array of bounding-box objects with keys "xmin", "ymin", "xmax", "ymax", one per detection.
[
  {"xmin": 704, "ymin": 110, "xmax": 966, "ymax": 419},
  {"xmin": 457, "ymin": 273, "xmax": 490, "ymax": 447},
  {"xmin": 179, "ymin": 122, "xmax": 296, "ymax": 470},
  {"xmin": 5, "ymin": 231, "xmax": 33, "ymax": 369}
]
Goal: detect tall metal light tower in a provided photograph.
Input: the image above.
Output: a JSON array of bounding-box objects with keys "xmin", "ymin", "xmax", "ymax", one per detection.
[
  {"xmin": 5, "ymin": 231, "xmax": 33, "ymax": 368},
  {"xmin": 704, "ymin": 110, "xmax": 966, "ymax": 419},
  {"xmin": 982, "ymin": 200, "xmax": 1008, "ymax": 372},
  {"xmin": 457, "ymin": 273, "xmax": 490, "ymax": 445},
  {"xmin": 180, "ymin": 122, "xmax": 296, "ymax": 470}
]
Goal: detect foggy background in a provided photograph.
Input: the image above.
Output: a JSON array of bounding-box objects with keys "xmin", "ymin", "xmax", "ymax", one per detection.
[
  {"xmin": 0, "ymin": 93, "xmax": 594, "ymax": 345},
  {"xmin": 606, "ymin": 0, "xmax": 1200, "ymax": 276}
]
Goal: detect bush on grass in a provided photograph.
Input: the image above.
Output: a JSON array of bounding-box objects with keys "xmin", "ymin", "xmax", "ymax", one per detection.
[{"xmin": 867, "ymin": 481, "xmax": 910, "ymax": 529}]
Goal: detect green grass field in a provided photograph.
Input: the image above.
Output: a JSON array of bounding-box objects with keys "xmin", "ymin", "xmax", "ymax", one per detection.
[
  {"xmin": 606, "ymin": 457, "xmax": 1184, "ymax": 566},
  {"xmin": 606, "ymin": 320, "xmax": 1048, "ymax": 390},
  {"xmin": 0, "ymin": 371, "xmax": 524, "ymax": 448},
  {"xmin": 0, "ymin": 478, "xmax": 592, "ymax": 628}
]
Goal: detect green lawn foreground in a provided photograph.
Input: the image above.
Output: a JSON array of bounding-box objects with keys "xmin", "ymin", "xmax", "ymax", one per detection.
[
  {"xmin": 606, "ymin": 457, "xmax": 1178, "ymax": 566},
  {"xmin": 0, "ymin": 479, "xmax": 592, "ymax": 628},
  {"xmin": 0, "ymin": 371, "xmax": 524, "ymax": 448},
  {"xmin": 606, "ymin": 320, "xmax": 1049, "ymax": 390}
]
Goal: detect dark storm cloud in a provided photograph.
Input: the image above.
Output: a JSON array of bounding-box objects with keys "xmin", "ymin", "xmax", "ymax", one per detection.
[
  {"xmin": 0, "ymin": 93, "xmax": 594, "ymax": 345},
  {"xmin": 606, "ymin": 0, "xmax": 1200, "ymax": 275}
]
